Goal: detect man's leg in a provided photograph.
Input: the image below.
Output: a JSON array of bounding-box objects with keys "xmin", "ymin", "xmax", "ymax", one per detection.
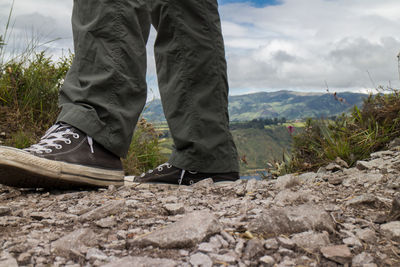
[
  {"xmin": 151, "ymin": 0, "xmax": 239, "ymax": 173},
  {"xmin": 131, "ymin": 0, "xmax": 239, "ymax": 185},
  {"xmin": 58, "ymin": 0, "xmax": 151, "ymax": 158},
  {"xmin": 0, "ymin": 0, "xmax": 152, "ymax": 188}
]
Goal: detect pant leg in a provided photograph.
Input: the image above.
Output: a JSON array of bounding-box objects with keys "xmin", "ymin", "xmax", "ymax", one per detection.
[
  {"xmin": 150, "ymin": 0, "xmax": 239, "ymax": 173},
  {"xmin": 58, "ymin": 0, "xmax": 151, "ymax": 158}
]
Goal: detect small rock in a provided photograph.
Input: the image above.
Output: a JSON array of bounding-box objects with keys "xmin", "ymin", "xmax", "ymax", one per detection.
[
  {"xmin": 95, "ymin": 216, "xmax": 117, "ymax": 228},
  {"xmin": 343, "ymin": 236, "xmax": 362, "ymax": 248},
  {"xmin": 298, "ymin": 172, "xmax": 318, "ymax": 183},
  {"xmin": 0, "ymin": 252, "xmax": 18, "ymax": 267},
  {"xmin": 246, "ymin": 178, "xmax": 259, "ymax": 193},
  {"xmin": 197, "ymin": 242, "xmax": 218, "ymax": 253},
  {"xmin": 259, "ymin": 255, "xmax": 275, "ymax": 267},
  {"xmin": 79, "ymin": 200, "xmax": 125, "ymax": 222},
  {"xmin": 163, "ymin": 203, "xmax": 185, "ymax": 215},
  {"xmin": 277, "ymin": 237, "xmax": 295, "ymax": 249},
  {"xmin": 0, "ymin": 206, "xmax": 11, "ymax": 216},
  {"xmin": 209, "ymin": 252, "xmax": 237, "ymax": 264},
  {"xmin": 326, "ymin": 163, "xmax": 342, "ymax": 172},
  {"xmin": 130, "ymin": 210, "xmax": 222, "ymax": 248},
  {"xmin": 275, "ymin": 174, "xmax": 301, "ymax": 189},
  {"xmin": 386, "ymin": 196, "xmax": 400, "ymax": 222},
  {"xmin": 328, "ymin": 175, "xmax": 343, "ymax": 185},
  {"xmin": 320, "ymin": 245, "xmax": 352, "ymax": 264},
  {"xmin": 235, "ymin": 238, "xmax": 245, "ymax": 255},
  {"xmin": 248, "ymin": 204, "xmax": 336, "ymax": 236},
  {"xmin": 346, "ymin": 194, "xmax": 377, "ymax": 206},
  {"xmin": 371, "ymin": 150, "xmax": 394, "ymax": 158},
  {"xmin": 335, "ymin": 157, "xmax": 349, "ymax": 168},
  {"xmin": 243, "ymin": 239, "xmax": 265, "ymax": 259},
  {"xmin": 381, "ymin": 221, "xmax": 400, "ymax": 242},
  {"xmin": 356, "ymin": 161, "xmax": 373, "ymax": 170},
  {"xmin": 52, "ymin": 228, "xmax": 99, "ymax": 257},
  {"xmin": 220, "ymin": 231, "xmax": 235, "ymax": 244},
  {"xmin": 277, "ymin": 247, "xmax": 295, "ymax": 257},
  {"xmin": 388, "ymin": 138, "xmax": 400, "ymax": 149},
  {"xmin": 352, "ymin": 252, "xmax": 375, "ymax": 267},
  {"xmin": 355, "ymin": 228, "xmax": 377, "ymax": 243},
  {"xmin": 179, "ymin": 250, "xmax": 189, "ymax": 256},
  {"xmin": 101, "ymin": 256, "xmax": 177, "ymax": 267},
  {"xmin": 274, "ymin": 189, "xmax": 311, "ymax": 206},
  {"xmin": 264, "ymin": 238, "xmax": 279, "ymax": 250},
  {"xmin": 214, "ymin": 234, "xmax": 229, "ymax": 248},
  {"xmin": 86, "ymin": 248, "xmax": 108, "ymax": 261},
  {"xmin": 189, "ymin": 253, "xmax": 212, "ymax": 267},
  {"xmin": 192, "ymin": 178, "xmax": 214, "ymax": 189},
  {"xmin": 291, "ymin": 231, "xmax": 330, "ymax": 252},
  {"xmin": 17, "ymin": 252, "xmax": 31, "ymax": 265}
]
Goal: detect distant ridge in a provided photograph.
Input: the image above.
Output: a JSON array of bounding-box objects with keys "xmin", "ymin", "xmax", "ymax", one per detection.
[{"xmin": 143, "ymin": 90, "xmax": 367, "ymax": 122}]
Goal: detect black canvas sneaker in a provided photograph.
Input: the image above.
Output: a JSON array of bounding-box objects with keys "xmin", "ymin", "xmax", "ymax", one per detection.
[
  {"xmin": 125, "ymin": 162, "xmax": 239, "ymax": 185},
  {"xmin": 0, "ymin": 123, "xmax": 124, "ymax": 188}
]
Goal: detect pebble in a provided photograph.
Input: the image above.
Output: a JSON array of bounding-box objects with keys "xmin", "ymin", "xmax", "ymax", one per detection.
[
  {"xmin": 163, "ymin": 203, "xmax": 185, "ymax": 215},
  {"xmin": 259, "ymin": 255, "xmax": 275, "ymax": 267},
  {"xmin": 189, "ymin": 253, "xmax": 212, "ymax": 267},
  {"xmin": 0, "ymin": 206, "xmax": 10, "ymax": 216},
  {"xmin": 291, "ymin": 231, "xmax": 330, "ymax": 252},
  {"xmin": 380, "ymin": 221, "xmax": 400, "ymax": 242},
  {"xmin": 320, "ymin": 245, "xmax": 352, "ymax": 264},
  {"xmin": 130, "ymin": 210, "xmax": 222, "ymax": 249},
  {"xmin": 243, "ymin": 239, "xmax": 265, "ymax": 259}
]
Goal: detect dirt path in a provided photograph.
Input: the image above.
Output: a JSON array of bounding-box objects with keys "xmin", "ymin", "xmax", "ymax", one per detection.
[{"xmin": 1, "ymin": 149, "xmax": 399, "ymax": 266}]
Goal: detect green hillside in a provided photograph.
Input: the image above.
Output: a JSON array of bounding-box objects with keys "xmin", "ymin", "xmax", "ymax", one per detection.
[
  {"xmin": 156, "ymin": 124, "xmax": 297, "ymax": 175},
  {"xmin": 143, "ymin": 90, "xmax": 367, "ymax": 122},
  {"xmin": 232, "ymin": 126, "xmax": 295, "ymax": 173}
]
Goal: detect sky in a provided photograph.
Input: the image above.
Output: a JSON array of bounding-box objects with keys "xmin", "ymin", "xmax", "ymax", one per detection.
[{"xmin": 1, "ymin": 0, "xmax": 400, "ymax": 97}]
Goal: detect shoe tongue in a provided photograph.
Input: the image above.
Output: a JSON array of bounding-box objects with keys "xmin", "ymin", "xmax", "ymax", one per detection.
[{"xmin": 43, "ymin": 123, "xmax": 75, "ymax": 139}]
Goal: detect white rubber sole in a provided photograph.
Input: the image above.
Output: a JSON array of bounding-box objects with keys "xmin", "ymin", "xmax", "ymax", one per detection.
[{"xmin": 0, "ymin": 146, "xmax": 124, "ymax": 188}]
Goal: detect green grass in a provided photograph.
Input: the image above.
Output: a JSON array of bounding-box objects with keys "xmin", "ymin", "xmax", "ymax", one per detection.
[
  {"xmin": 275, "ymin": 90, "xmax": 400, "ymax": 175},
  {"xmin": 123, "ymin": 119, "xmax": 167, "ymax": 175}
]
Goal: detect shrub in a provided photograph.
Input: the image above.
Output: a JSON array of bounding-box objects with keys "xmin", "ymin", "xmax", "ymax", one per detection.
[
  {"xmin": 0, "ymin": 52, "xmax": 71, "ymax": 133},
  {"xmin": 122, "ymin": 118, "xmax": 167, "ymax": 175},
  {"xmin": 278, "ymin": 90, "xmax": 400, "ymax": 174}
]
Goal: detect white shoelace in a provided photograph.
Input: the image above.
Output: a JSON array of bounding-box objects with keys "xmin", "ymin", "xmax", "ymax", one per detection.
[{"xmin": 24, "ymin": 123, "xmax": 94, "ymax": 154}]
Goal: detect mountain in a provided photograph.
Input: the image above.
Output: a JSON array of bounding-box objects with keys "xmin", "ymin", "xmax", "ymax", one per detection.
[{"xmin": 142, "ymin": 90, "xmax": 367, "ymax": 122}]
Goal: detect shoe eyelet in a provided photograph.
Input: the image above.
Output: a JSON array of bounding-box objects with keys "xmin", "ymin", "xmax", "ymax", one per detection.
[
  {"xmin": 45, "ymin": 149, "xmax": 52, "ymax": 153},
  {"xmin": 65, "ymin": 139, "xmax": 72, "ymax": 144},
  {"xmin": 73, "ymin": 133, "xmax": 79, "ymax": 139},
  {"xmin": 157, "ymin": 167, "xmax": 163, "ymax": 171},
  {"xmin": 149, "ymin": 170, "xmax": 153, "ymax": 174},
  {"xmin": 167, "ymin": 164, "xmax": 172, "ymax": 168},
  {"xmin": 55, "ymin": 145, "xmax": 62, "ymax": 149},
  {"xmin": 189, "ymin": 180, "xmax": 194, "ymax": 185}
]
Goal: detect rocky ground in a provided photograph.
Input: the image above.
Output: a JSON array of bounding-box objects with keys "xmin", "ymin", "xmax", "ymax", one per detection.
[{"xmin": 1, "ymin": 147, "xmax": 400, "ymax": 266}]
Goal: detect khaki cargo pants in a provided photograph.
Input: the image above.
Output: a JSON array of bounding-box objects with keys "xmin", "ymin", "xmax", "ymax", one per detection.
[{"xmin": 57, "ymin": 0, "xmax": 239, "ymax": 173}]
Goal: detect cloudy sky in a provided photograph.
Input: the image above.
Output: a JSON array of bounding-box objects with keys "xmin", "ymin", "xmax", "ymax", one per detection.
[{"xmin": 1, "ymin": 0, "xmax": 400, "ymax": 97}]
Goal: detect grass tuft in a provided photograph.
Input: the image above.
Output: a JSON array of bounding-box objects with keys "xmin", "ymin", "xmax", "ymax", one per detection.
[{"xmin": 272, "ymin": 89, "xmax": 400, "ymax": 175}]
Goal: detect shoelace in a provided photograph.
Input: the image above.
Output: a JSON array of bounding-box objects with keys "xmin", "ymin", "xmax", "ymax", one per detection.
[{"xmin": 24, "ymin": 123, "xmax": 94, "ymax": 154}]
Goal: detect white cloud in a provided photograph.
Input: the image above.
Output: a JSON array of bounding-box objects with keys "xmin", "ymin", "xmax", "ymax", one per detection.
[
  {"xmin": 220, "ymin": 0, "xmax": 400, "ymax": 94},
  {"xmin": 1, "ymin": 0, "xmax": 400, "ymax": 96}
]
